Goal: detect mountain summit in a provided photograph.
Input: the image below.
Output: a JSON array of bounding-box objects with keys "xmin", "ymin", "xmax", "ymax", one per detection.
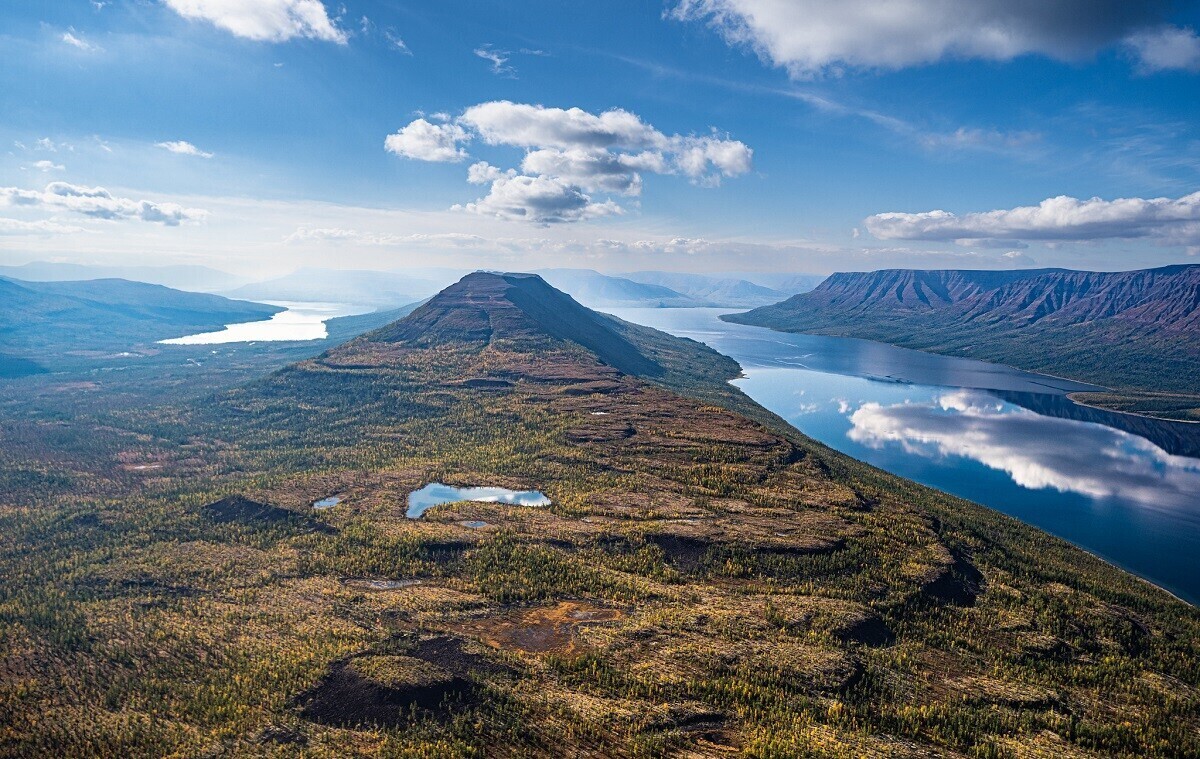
[
  {"xmin": 262, "ymin": 271, "xmax": 746, "ymax": 416},
  {"xmin": 364, "ymin": 272, "xmax": 668, "ymax": 377}
]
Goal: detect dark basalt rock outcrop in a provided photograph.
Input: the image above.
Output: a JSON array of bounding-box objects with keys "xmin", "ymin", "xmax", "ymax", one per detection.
[
  {"xmin": 297, "ymin": 635, "xmax": 503, "ymax": 728},
  {"xmin": 921, "ymin": 548, "xmax": 985, "ymax": 607},
  {"xmin": 202, "ymin": 494, "xmax": 335, "ymax": 534}
]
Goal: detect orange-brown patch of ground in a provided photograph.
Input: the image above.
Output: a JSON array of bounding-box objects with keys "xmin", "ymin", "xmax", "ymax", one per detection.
[{"xmin": 453, "ymin": 600, "xmax": 624, "ymax": 655}]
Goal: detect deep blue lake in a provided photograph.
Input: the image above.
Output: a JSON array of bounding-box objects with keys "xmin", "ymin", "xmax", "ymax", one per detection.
[{"xmin": 610, "ymin": 308, "xmax": 1200, "ymax": 605}]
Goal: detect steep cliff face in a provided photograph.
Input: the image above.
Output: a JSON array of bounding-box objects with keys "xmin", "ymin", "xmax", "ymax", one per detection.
[
  {"xmin": 804, "ymin": 268, "xmax": 1063, "ymax": 313},
  {"xmin": 779, "ymin": 265, "xmax": 1200, "ymax": 332},
  {"xmin": 725, "ymin": 264, "xmax": 1200, "ymax": 402}
]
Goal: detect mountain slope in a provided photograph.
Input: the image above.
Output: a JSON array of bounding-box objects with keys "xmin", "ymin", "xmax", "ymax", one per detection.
[
  {"xmin": 727, "ymin": 264, "xmax": 1200, "ymax": 418},
  {"xmin": 0, "ymin": 276, "xmax": 283, "ymax": 371},
  {"xmin": 0, "ymin": 261, "xmax": 245, "ymax": 291},
  {"xmin": 533, "ymin": 268, "xmax": 699, "ymax": 308},
  {"xmin": 1, "ymin": 276, "xmax": 281, "ymax": 335},
  {"xmin": 3, "ymin": 272, "xmax": 1199, "ymax": 757},
  {"xmin": 620, "ymin": 270, "xmax": 791, "ymax": 307}
]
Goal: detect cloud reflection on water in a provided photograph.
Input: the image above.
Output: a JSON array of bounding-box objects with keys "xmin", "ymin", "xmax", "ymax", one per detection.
[{"xmin": 847, "ymin": 390, "xmax": 1200, "ymax": 508}]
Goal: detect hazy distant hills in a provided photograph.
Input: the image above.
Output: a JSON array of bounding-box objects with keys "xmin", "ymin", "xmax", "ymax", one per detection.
[
  {"xmin": 0, "ymin": 276, "xmax": 282, "ymax": 375},
  {"xmin": 618, "ymin": 271, "xmax": 791, "ymax": 307},
  {"xmin": 0, "ymin": 261, "xmax": 246, "ymax": 292},
  {"xmin": 535, "ymin": 268, "xmax": 806, "ymax": 308},
  {"xmin": 2, "ymin": 260, "xmax": 823, "ymax": 310},
  {"xmin": 727, "ymin": 264, "xmax": 1200, "ymax": 416},
  {"xmin": 533, "ymin": 269, "xmax": 699, "ymax": 308},
  {"xmin": 222, "ymin": 267, "xmax": 450, "ymax": 308}
]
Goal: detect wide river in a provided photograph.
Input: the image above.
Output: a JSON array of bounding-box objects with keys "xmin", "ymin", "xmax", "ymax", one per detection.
[{"xmin": 609, "ymin": 307, "xmax": 1200, "ymax": 605}]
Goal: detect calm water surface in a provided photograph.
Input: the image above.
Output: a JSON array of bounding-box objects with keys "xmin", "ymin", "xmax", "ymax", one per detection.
[
  {"xmin": 406, "ymin": 483, "xmax": 551, "ymax": 519},
  {"xmin": 160, "ymin": 301, "xmax": 370, "ymax": 344},
  {"xmin": 609, "ymin": 307, "xmax": 1200, "ymax": 604}
]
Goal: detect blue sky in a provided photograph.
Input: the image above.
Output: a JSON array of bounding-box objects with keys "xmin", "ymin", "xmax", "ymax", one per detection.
[{"xmin": 2, "ymin": 0, "xmax": 1199, "ymax": 277}]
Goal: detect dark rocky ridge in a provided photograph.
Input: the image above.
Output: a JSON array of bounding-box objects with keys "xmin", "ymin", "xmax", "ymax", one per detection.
[
  {"xmin": 726, "ymin": 264, "xmax": 1200, "ymax": 404},
  {"xmin": 743, "ymin": 264, "xmax": 1200, "ymax": 332}
]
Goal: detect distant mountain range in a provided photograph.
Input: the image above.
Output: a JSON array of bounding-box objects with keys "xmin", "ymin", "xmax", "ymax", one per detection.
[
  {"xmin": 2, "ymin": 261, "xmax": 825, "ymax": 310},
  {"xmin": 535, "ymin": 268, "xmax": 805, "ymax": 308},
  {"xmin": 617, "ymin": 271, "xmax": 792, "ymax": 306},
  {"xmin": 533, "ymin": 269, "xmax": 699, "ymax": 308},
  {"xmin": 222, "ymin": 267, "xmax": 451, "ymax": 308},
  {"xmin": 726, "ymin": 264, "xmax": 1200, "ymax": 418},
  {"xmin": 0, "ymin": 262, "xmax": 247, "ymax": 292},
  {"xmin": 0, "ymin": 276, "xmax": 282, "ymax": 376}
]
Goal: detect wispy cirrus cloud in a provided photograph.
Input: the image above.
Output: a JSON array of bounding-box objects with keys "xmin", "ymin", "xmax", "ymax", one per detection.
[
  {"xmin": 156, "ymin": 140, "xmax": 214, "ymax": 158},
  {"xmin": 61, "ymin": 28, "xmax": 101, "ymax": 52},
  {"xmin": 0, "ymin": 218, "xmax": 87, "ymax": 236},
  {"xmin": 474, "ymin": 44, "xmax": 515, "ymax": 76},
  {"xmin": 285, "ymin": 227, "xmax": 487, "ymax": 246}
]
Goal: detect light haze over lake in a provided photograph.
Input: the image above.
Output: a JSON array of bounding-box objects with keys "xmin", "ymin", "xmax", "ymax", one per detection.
[{"xmin": 160, "ymin": 302, "xmax": 369, "ymax": 345}]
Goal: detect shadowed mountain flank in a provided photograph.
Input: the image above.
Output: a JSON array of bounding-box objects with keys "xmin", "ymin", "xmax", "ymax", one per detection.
[{"xmin": 726, "ymin": 264, "xmax": 1200, "ymax": 417}]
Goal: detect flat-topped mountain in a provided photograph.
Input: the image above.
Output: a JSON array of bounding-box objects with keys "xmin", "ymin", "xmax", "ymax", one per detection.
[
  {"xmin": 727, "ymin": 264, "xmax": 1200, "ymax": 418},
  {"xmin": 317, "ymin": 271, "xmax": 746, "ymax": 405},
  {"xmin": 784, "ymin": 265, "xmax": 1200, "ymax": 330},
  {"xmin": 367, "ymin": 271, "xmax": 667, "ymax": 377}
]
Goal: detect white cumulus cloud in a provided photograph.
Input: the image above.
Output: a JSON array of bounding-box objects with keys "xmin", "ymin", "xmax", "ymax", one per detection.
[
  {"xmin": 866, "ymin": 192, "xmax": 1200, "ymax": 247},
  {"xmin": 384, "ymin": 119, "xmax": 470, "ymax": 162},
  {"xmin": 387, "ymin": 101, "xmax": 752, "ymax": 223},
  {"xmin": 156, "ymin": 140, "xmax": 214, "ymax": 158},
  {"xmin": 671, "ymin": 0, "xmax": 1181, "ymax": 76},
  {"xmin": 162, "ymin": 0, "xmax": 347, "ymax": 44},
  {"xmin": 0, "ymin": 182, "xmax": 207, "ymax": 226},
  {"xmin": 458, "ymin": 172, "xmax": 624, "ymax": 224}
]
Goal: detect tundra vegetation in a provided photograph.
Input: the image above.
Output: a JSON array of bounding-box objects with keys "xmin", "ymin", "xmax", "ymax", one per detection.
[{"xmin": 0, "ymin": 273, "xmax": 1197, "ymax": 757}]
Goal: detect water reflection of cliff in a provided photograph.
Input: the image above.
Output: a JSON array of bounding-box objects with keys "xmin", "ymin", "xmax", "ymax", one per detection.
[{"xmin": 991, "ymin": 391, "xmax": 1200, "ymax": 459}]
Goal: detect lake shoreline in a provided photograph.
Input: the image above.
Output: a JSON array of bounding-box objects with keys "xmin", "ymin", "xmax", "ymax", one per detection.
[{"xmin": 717, "ymin": 314, "xmax": 1200, "ymax": 424}]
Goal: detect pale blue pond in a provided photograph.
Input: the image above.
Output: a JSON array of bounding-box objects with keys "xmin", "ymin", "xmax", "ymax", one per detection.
[
  {"xmin": 608, "ymin": 307, "xmax": 1200, "ymax": 605},
  {"xmin": 406, "ymin": 483, "xmax": 551, "ymax": 519},
  {"xmin": 312, "ymin": 496, "xmax": 342, "ymax": 510}
]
